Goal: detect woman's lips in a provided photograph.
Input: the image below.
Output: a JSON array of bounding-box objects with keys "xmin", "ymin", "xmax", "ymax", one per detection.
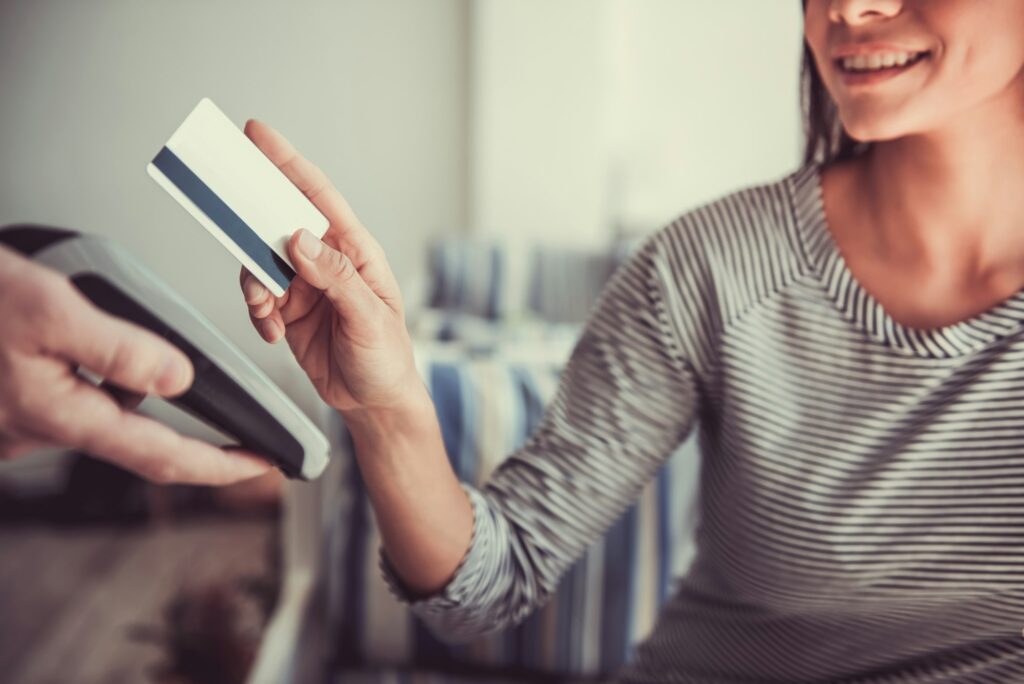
[{"xmin": 834, "ymin": 52, "xmax": 931, "ymax": 88}]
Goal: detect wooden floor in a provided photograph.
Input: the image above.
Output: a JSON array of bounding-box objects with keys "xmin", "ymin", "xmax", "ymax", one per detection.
[{"xmin": 0, "ymin": 517, "xmax": 276, "ymax": 684}]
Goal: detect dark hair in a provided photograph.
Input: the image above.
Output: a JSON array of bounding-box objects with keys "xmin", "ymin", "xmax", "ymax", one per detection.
[{"xmin": 800, "ymin": 1, "xmax": 869, "ymax": 165}]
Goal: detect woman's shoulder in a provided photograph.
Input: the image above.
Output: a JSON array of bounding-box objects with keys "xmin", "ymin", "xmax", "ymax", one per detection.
[
  {"xmin": 636, "ymin": 163, "xmax": 818, "ymax": 326},
  {"xmin": 656, "ymin": 163, "xmax": 813, "ymax": 246}
]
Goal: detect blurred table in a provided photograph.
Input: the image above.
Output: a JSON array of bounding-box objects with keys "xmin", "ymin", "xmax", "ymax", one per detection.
[{"xmin": 0, "ymin": 517, "xmax": 275, "ymax": 684}]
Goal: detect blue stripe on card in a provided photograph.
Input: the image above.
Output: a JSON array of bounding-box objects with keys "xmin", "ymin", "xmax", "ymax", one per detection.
[{"xmin": 151, "ymin": 146, "xmax": 296, "ymax": 291}]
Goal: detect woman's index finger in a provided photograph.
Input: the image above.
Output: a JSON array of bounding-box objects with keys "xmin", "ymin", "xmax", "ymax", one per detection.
[
  {"xmin": 242, "ymin": 118, "xmax": 402, "ymax": 305},
  {"xmin": 243, "ymin": 119, "xmax": 363, "ymax": 233}
]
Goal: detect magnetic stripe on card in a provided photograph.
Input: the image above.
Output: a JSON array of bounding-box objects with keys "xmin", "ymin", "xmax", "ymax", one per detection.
[{"xmin": 151, "ymin": 146, "xmax": 295, "ymax": 290}]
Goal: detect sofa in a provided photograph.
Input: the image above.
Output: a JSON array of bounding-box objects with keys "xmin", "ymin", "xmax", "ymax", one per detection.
[{"xmin": 245, "ymin": 238, "xmax": 703, "ymax": 684}]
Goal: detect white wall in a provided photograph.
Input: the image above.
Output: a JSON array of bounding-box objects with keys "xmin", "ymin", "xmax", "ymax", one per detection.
[
  {"xmin": 0, "ymin": 0, "xmax": 804, "ymax": 419},
  {"xmin": 469, "ymin": 0, "xmax": 805, "ymax": 245},
  {"xmin": 0, "ymin": 0, "xmax": 469, "ymax": 415},
  {"xmin": 468, "ymin": 0, "xmax": 613, "ymax": 246},
  {"xmin": 608, "ymin": 0, "xmax": 805, "ymax": 233}
]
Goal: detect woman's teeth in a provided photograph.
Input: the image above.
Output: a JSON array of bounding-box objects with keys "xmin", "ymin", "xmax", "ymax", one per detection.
[{"xmin": 840, "ymin": 51, "xmax": 926, "ymax": 72}]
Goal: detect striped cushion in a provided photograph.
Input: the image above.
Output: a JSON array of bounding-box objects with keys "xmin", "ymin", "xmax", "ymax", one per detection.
[
  {"xmin": 407, "ymin": 310, "xmax": 580, "ymax": 360},
  {"xmin": 425, "ymin": 239, "xmax": 622, "ymax": 324},
  {"xmin": 426, "ymin": 240, "xmax": 533, "ymax": 320},
  {"xmin": 326, "ymin": 334, "xmax": 700, "ymax": 678}
]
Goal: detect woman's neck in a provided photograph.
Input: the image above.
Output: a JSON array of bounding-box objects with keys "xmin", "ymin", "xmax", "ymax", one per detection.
[{"xmin": 854, "ymin": 77, "xmax": 1024, "ymax": 283}]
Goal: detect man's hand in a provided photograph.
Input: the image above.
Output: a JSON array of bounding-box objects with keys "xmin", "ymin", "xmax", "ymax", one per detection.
[{"xmin": 0, "ymin": 245, "xmax": 271, "ymax": 485}]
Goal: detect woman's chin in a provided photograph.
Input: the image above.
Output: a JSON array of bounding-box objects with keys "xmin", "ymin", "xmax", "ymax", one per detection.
[{"xmin": 839, "ymin": 118, "xmax": 913, "ymax": 145}]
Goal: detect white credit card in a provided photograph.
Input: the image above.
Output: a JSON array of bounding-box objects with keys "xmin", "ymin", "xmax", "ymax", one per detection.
[{"xmin": 147, "ymin": 98, "xmax": 329, "ymax": 297}]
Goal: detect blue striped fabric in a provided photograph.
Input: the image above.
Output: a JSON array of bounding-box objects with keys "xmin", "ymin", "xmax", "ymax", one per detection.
[
  {"xmin": 425, "ymin": 239, "xmax": 626, "ymax": 324},
  {"xmin": 427, "ymin": 240, "xmax": 531, "ymax": 320},
  {"xmin": 327, "ymin": 340, "xmax": 700, "ymax": 678}
]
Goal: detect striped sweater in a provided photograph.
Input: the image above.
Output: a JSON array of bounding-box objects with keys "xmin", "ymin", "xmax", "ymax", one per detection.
[{"xmin": 381, "ymin": 162, "xmax": 1024, "ymax": 682}]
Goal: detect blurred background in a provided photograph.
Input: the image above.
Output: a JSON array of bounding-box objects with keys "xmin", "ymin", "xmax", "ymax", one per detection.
[{"xmin": 0, "ymin": 1, "xmax": 804, "ymax": 683}]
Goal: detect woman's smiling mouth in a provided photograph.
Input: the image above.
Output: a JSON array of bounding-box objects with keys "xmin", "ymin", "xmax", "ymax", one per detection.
[{"xmin": 833, "ymin": 47, "xmax": 932, "ymax": 86}]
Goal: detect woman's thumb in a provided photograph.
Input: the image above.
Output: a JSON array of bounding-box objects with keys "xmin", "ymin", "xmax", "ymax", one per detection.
[{"xmin": 288, "ymin": 229, "xmax": 376, "ymax": 320}]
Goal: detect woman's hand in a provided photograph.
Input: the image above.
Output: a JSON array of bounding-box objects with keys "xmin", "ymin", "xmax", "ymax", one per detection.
[
  {"xmin": 0, "ymin": 245, "xmax": 271, "ymax": 484},
  {"xmin": 241, "ymin": 122, "xmax": 473, "ymax": 599},
  {"xmin": 239, "ymin": 120, "xmax": 424, "ymax": 416}
]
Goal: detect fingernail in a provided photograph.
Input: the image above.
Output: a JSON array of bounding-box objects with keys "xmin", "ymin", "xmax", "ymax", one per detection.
[
  {"xmin": 157, "ymin": 356, "xmax": 189, "ymax": 394},
  {"xmin": 243, "ymin": 276, "xmax": 264, "ymax": 303},
  {"xmin": 297, "ymin": 229, "xmax": 322, "ymax": 259}
]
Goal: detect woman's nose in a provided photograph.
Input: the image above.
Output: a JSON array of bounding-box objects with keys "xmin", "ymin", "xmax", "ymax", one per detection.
[{"xmin": 828, "ymin": 0, "xmax": 903, "ymax": 26}]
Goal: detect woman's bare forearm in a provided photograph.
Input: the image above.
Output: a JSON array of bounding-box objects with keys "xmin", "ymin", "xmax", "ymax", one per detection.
[{"xmin": 341, "ymin": 382, "xmax": 474, "ymax": 597}]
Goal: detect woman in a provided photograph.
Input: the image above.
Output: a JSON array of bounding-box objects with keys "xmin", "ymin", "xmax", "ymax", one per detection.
[{"xmin": 240, "ymin": 0, "xmax": 1024, "ymax": 680}]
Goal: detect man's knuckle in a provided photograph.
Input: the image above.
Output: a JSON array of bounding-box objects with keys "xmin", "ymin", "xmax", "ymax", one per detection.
[
  {"xmin": 30, "ymin": 278, "xmax": 71, "ymax": 327},
  {"xmin": 147, "ymin": 460, "xmax": 179, "ymax": 485},
  {"xmin": 74, "ymin": 426, "xmax": 102, "ymax": 455},
  {"xmin": 104, "ymin": 336, "xmax": 148, "ymax": 383}
]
